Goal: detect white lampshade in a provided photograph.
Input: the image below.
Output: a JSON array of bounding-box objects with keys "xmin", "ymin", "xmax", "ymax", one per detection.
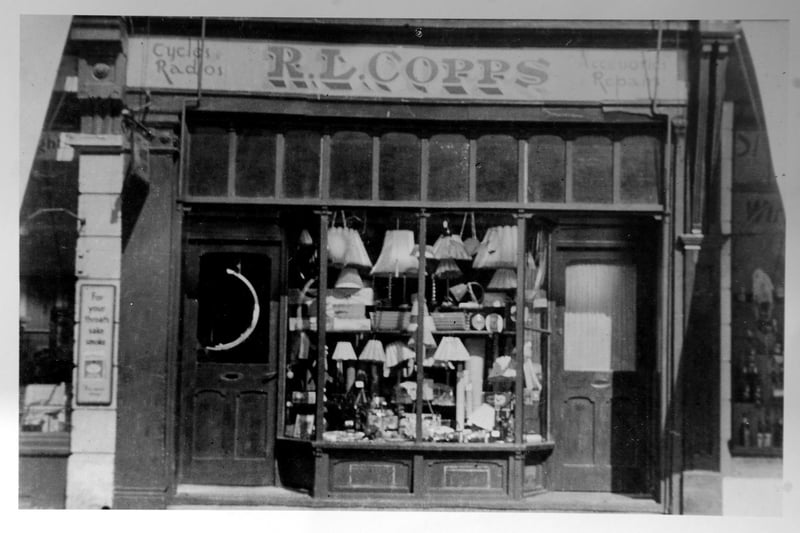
[
  {"xmin": 488, "ymin": 268, "xmax": 517, "ymax": 289},
  {"xmin": 370, "ymin": 230, "xmax": 419, "ymax": 277},
  {"xmin": 408, "ymin": 315, "xmax": 437, "ymax": 349},
  {"xmin": 384, "ymin": 341, "xmax": 415, "ymax": 368},
  {"xmin": 433, "ymin": 336, "xmax": 470, "ymax": 362},
  {"xmin": 335, "ymin": 267, "xmax": 364, "ymax": 289},
  {"xmin": 359, "ymin": 339, "xmax": 386, "ymax": 362},
  {"xmin": 433, "ymin": 234, "xmax": 471, "ymax": 260},
  {"xmin": 411, "ymin": 243, "xmax": 436, "ymax": 259},
  {"xmin": 473, "ymin": 225, "xmax": 517, "ymax": 269},
  {"xmin": 332, "ymin": 341, "xmax": 357, "ymax": 361}
]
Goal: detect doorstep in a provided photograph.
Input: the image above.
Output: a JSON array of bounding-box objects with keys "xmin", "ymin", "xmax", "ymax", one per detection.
[{"xmin": 169, "ymin": 485, "xmax": 663, "ymax": 513}]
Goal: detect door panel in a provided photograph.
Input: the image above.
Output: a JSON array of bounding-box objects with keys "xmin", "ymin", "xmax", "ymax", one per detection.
[
  {"xmin": 179, "ymin": 241, "xmax": 281, "ymax": 486},
  {"xmin": 550, "ymin": 244, "xmax": 654, "ymax": 493}
]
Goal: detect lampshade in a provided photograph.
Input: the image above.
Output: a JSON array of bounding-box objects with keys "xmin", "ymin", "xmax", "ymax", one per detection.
[
  {"xmin": 433, "ymin": 336, "xmax": 470, "ymax": 362},
  {"xmin": 335, "ymin": 267, "xmax": 364, "ymax": 289},
  {"xmin": 408, "ymin": 316, "xmax": 437, "ymax": 349},
  {"xmin": 472, "ymin": 225, "xmax": 517, "ymax": 269},
  {"xmin": 487, "ymin": 268, "xmax": 517, "ymax": 289},
  {"xmin": 370, "ymin": 229, "xmax": 418, "ymax": 277},
  {"xmin": 434, "ymin": 258, "xmax": 462, "ymax": 279},
  {"xmin": 411, "ymin": 244, "xmax": 435, "ymax": 259},
  {"xmin": 359, "ymin": 339, "xmax": 386, "ymax": 362},
  {"xmin": 432, "ymin": 234, "xmax": 470, "ymax": 261},
  {"xmin": 299, "ymin": 229, "xmax": 313, "ymax": 246},
  {"xmin": 384, "ymin": 341, "xmax": 415, "ymax": 368},
  {"xmin": 332, "ymin": 341, "xmax": 357, "ymax": 361}
]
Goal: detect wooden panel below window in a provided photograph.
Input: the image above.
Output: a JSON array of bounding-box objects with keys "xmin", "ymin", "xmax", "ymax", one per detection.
[
  {"xmin": 426, "ymin": 458, "xmax": 506, "ymax": 492},
  {"xmin": 330, "ymin": 457, "xmax": 412, "ymax": 492}
]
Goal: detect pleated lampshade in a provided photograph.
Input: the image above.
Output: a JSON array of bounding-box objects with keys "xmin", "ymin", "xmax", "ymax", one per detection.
[
  {"xmin": 432, "ymin": 234, "xmax": 471, "ymax": 261},
  {"xmin": 473, "ymin": 225, "xmax": 517, "ymax": 269},
  {"xmin": 384, "ymin": 341, "xmax": 415, "ymax": 368},
  {"xmin": 370, "ymin": 230, "xmax": 418, "ymax": 277},
  {"xmin": 433, "ymin": 336, "xmax": 470, "ymax": 362},
  {"xmin": 411, "ymin": 243, "xmax": 436, "ymax": 259},
  {"xmin": 487, "ymin": 267, "xmax": 517, "ymax": 289},
  {"xmin": 434, "ymin": 258, "xmax": 462, "ymax": 279},
  {"xmin": 359, "ymin": 339, "xmax": 386, "ymax": 363},
  {"xmin": 332, "ymin": 341, "xmax": 357, "ymax": 361}
]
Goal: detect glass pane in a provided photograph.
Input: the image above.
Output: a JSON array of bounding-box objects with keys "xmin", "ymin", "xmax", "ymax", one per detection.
[
  {"xmin": 283, "ymin": 130, "xmax": 320, "ymax": 198},
  {"xmin": 476, "ymin": 134, "xmax": 518, "ymax": 202},
  {"xmin": 572, "ymin": 136, "xmax": 613, "ymax": 203},
  {"xmin": 428, "ymin": 134, "xmax": 468, "ymax": 201},
  {"xmin": 188, "ymin": 127, "xmax": 229, "ymax": 196},
  {"xmin": 379, "ymin": 133, "xmax": 420, "ymax": 201},
  {"xmin": 564, "ymin": 262, "xmax": 637, "ymax": 372},
  {"xmin": 235, "ymin": 129, "xmax": 276, "ymax": 197},
  {"xmin": 197, "ymin": 252, "xmax": 271, "ymax": 364},
  {"xmin": 621, "ymin": 135, "xmax": 661, "ymax": 204},
  {"xmin": 330, "ymin": 131, "xmax": 372, "ymax": 200},
  {"xmin": 528, "ymin": 135, "xmax": 565, "ymax": 202}
]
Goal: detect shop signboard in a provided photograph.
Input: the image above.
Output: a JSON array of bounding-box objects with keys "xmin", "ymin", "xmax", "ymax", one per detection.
[
  {"xmin": 127, "ymin": 37, "xmax": 688, "ymax": 103},
  {"xmin": 76, "ymin": 284, "xmax": 115, "ymax": 405}
]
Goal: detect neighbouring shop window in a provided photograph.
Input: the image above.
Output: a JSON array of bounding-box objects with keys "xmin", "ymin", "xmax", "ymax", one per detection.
[
  {"xmin": 528, "ymin": 135, "xmax": 566, "ymax": 202},
  {"xmin": 379, "ymin": 132, "xmax": 420, "ymax": 201},
  {"xmin": 188, "ymin": 127, "xmax": 230, "ymax": 196},
  {"xmin": 564, "ymin": 262, "xmax": 636, "ymax": 371},
  {"xmin": 428, "ymin": 134, "xmax": 469, "ymax": 201},
  {"xmin": 236, "ymin": 128, "xmax": 276, "ymax": 197},
  {"xmin": 330, "ymin": 131, "xmax": 372, "ymax": 200},
  {"xmin": 476, "ymin": 134, "xmax": 518, "ymax": 202},
  {"xmin": 283, "ymin": 208, "xmax": 549, "ymax": 445},
  {"xmin": 572, "ymin": 135, "xmax": 613, "ymax": 203},
  {"xmin": 621, "ymin": 135, "xmax": 661, "ymax": 204},
  {"xmin": 283, "ymin": 130, "xmax": 320, "ymax": 199}
]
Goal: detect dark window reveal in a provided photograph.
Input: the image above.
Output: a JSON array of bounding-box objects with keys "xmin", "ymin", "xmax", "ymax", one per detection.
[
  {"xmin": 188, "ymin": 127, "xmax": 229, "ymax": 196},
  {"xmin": 428, "ymin": 134, "xmax": 469, "ymax": 201},
  {"xmin": 572, "ymin": 135, "xmax": 613, "ymax": 203},
  {"xmin": 236, "ymin": 129, "xmax": 276, "ymax": 197},
  {"xmin": 283, "ymin": 130, "xmax": 320, "ymax": 199},
  {"xmin": 379, "ymin": 132, "xmax": 420, "ymax": 201},
  {"xmin": 330, "ymin": 131, "xmax": 372, "ymax": 200},
  {"xmin": 476, "ymin": 134, "xmax": 518, "ymax": 202},
  {"xmin": 528, "ymin": 135, "xmax": 566, "ymax": 202},
  {"xmin": 621, "ymin": 135, "xmax": 661, "ymax": 204}
]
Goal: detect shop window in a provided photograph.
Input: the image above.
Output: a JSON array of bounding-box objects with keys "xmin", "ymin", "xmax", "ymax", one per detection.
[
  {"xmin": 197, "ymin": 252, "xmax": 271, "ymax": 364},
  {"xmin": 620, "ymin": 135, "xmax": 661, "ymax": 204},
  {"xmin": 235, "ymin": 129, "xmax": 276, "ymax": 198},
  {"xmin": 428, "ymin": 134, "xmax": 469, "ymax": 201},
  {"xmin": 188, "ymin": 127, "xmax": 229, "ymax": 196},
  {"xmin": 528, "ymin": 135, "xmax": 566, "ymax": 202},
  {"xmin": 379, "ymin": 133, "xmax": 420, "ymax": 201},
  {"xmin": 572, "ymin": 135, "xmax": 613, "ymax": 203},
  {"xmin": 283, "ymin": 208, "xmax": 549, "ymax": 445},
  {"xmin": 476, "ymin": 134, "xmax": 518, "ymax": 202},
  {"xmin": 283, "ymin": 130, "xmax": 320, "ymax": 199},
  {"xmin": 564, "ymin": 262, "xmax": 636, "ymax": 371},
  {"xmin": 330, "ymin": 131, "xmax": 372, "ymax": 200}
]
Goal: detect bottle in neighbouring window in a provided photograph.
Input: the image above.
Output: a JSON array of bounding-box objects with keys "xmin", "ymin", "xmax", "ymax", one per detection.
[
  {"xmin": 740, "ymin": 360, "xmax": 752, "ymax": 402},
  {"xmin": 774, "ymin": 417, "xmax": 783, "ymax": 448},
  {"xmin": 756, "ymin": 418, "xmax": 766, "ymax": 448},
  {"xmin": 739, "ymin": 415, "xmax": 751, "ymax": 447}
]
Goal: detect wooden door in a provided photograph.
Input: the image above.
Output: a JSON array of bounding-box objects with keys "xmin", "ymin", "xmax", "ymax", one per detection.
[
  {"xmin": 549, "ymin": 243, "xmax": 654, "ymax": 493},
  {"xmin": 179, "ymin": 242, "xmax": 280, "ymax": 485}
]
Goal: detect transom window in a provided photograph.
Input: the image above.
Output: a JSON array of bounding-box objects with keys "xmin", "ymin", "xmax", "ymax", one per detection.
[{"xmin": 185, "ymin": 120, "xmax": 663, "ymax": 208}]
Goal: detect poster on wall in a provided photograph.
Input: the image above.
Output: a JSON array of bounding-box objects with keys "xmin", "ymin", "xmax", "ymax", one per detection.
[{"xmin": 76, "ymin": 284, "xmax": 116, "ymax": 405}]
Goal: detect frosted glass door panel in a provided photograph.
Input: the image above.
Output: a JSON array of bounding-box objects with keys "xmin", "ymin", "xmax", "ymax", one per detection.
[{"xmin": 564, "ymin": 262, "xmax": 636, "ymax": 372}]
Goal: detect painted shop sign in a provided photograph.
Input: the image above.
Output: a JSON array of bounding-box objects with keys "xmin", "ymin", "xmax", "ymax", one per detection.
[
  {"xmin": 733, "ymin": 192, "xmax": 785, "ymax": 234},
  {"xmin": 127, "ymin": 37, "xmax": 688, "ymax": 103},
  {"xmin": 76, "ymin": 284, "xmax": 116, "ymax": 405}
]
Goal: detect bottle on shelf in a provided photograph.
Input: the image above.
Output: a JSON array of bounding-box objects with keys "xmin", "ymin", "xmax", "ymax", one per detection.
[{"xmin": 739, "ymin": 414, "xmax": 751, "ymax": 447}]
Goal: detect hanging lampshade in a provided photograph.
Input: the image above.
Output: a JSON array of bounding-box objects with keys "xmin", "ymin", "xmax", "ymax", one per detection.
[
  {"xmin": 299, "ymin": 229, "xmax": 314, "ymax": 246},
  {"xmin": 432, "ymin": 235, "xmax": 470, "ymax": 261},
  {"xmin": 488, "ymin": 267, "xmax": 517, "ymax": 289},
  {"xmin": 473, "ymin": 225, "xmax": 517, "ymax": 269},
  {"xmin": 359, "ymin": 339, "xmax": 386, "ymax": 363},
  {"xmin": 370, "ymin": 229, "xmax": 418, "ymax": 277},
  {"xmin": 335, "ymin": 267, "xmax": 364, "ymax": 289},
  {"xmin": 434, "ymin": 258, "xmax": 462, "ymax": 280},
  {"xmin": 384, "ymin": 341, "xmax": 415, "ymax": 368},
  {"xmin": 433, "ymin": 336, "xmax": 471, "ymax": 362}
]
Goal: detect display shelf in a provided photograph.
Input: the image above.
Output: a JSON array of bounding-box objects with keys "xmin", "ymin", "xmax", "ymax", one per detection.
[{"xmin": 309, "ymin": 438, "xmax": 555, "ymax": 453}]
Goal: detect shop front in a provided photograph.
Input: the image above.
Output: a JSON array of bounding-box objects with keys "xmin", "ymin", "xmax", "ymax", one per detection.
[{"xmin": 32, "ymin": 18, "xmax": 774, "ymax": 511}]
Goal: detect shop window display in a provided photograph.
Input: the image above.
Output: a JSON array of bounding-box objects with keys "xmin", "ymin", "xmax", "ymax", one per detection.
[{"xmin": 283, "ymin": 209, "xmax": 550, "ymax": 446}]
